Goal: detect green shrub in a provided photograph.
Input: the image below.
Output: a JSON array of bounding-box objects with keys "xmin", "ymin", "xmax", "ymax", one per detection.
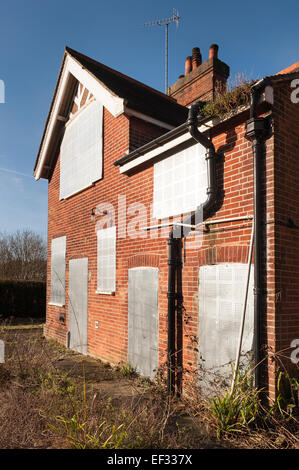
[{"xmin": 0, "ymin": 280, "xmax": 46, "ymax": 318}]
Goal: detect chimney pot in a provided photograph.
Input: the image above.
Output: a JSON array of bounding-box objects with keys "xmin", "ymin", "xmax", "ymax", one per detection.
[
  {"xmin": 209, "ymin": 44, "xmax": 219, "ymax": 59},
  {"xmin": 169, "ymin": 43, "xmax": 229, "ymax": 106},
  {"xmin": 192, "ymin": 47, "xmax": 202, "ymax": 68},
  {"xmin": 185, "ymin": 56, "xmax": 192, "ymax": 75}
]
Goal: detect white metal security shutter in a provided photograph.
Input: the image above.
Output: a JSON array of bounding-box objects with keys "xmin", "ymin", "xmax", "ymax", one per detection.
[
  {"xmin": 97, "ymin": 225, "xmax": 116, "ymax": 293},
  {"xmin": 128, "ymin": 267, "xmax": 159, "ymax": 378},
  {"xmin": 153, "ymin": 143, "xmax": 207, "ymax": 219},
  {"xmin": 198, "ymin": 263, "xmax": 254, "ymax": 374},
  {"xmin": 68, "ymin": 258, "xmax": 88, "ymax": 354},
  {"xmin": 60, "ymin": 101, "xmax": 103, "ymax": 199},
  {"xmin": 50, "ymin": 236, "xmax": 66, "ymax": 305}
]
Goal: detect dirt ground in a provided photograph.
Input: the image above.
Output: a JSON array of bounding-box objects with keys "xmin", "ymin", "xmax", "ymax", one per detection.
[
  {"xmin": 0, "ymin": 323, "xmax": 298, "ymax": 450},
  {"xmin": 0, "ymin": 324, "xmax": 217, "ymax": 449}
]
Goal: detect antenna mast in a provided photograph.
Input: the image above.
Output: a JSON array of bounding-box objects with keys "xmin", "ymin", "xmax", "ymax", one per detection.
[{"xmin": 144, "ymin": 9, "xmax": 180, "ymax": 94}]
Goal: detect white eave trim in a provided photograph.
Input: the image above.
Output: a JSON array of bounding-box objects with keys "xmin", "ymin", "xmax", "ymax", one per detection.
[
  {"xmin": 119, "ymin": 121, "xmax": 212, "ymax": 174},
  {"xmin": 67, "ymin": 55, "xmax": 125, "ymax": 117},
  {"xmin": 35, "ymin": 53, "xmax": 124, "ymax": 181},
  {"xmin": 118, "ymin": 86, "xmax": 274, "ymax": 174}
]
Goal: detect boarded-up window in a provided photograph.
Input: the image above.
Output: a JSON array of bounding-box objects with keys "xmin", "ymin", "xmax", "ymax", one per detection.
[
  {"xmin": 128, "ymin": 267, "xmax": 159, "ymax": 378},
  {"xmin": 50, "ymin": 236, "xmax": 66, "ymax": 305},
  {"xmin": 153, "ymin": 143, "xmax": 207, "ymax": 219},
  {"xmin": 198, "ymin": 263, "xmax": 254, "ymax": 376},
  {"xmin": 60, "ymin": 101, "xmax": 103, "ymax": 200},
  {"xmin": 97, "ymin": 226, "xmax": 116, "ymax": 293},
  {"xmin": 68, "ymin": 258, "xmax": 88, "ymax": 355}
]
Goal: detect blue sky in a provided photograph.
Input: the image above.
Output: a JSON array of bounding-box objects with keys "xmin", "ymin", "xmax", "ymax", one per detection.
[{"xmin": 0, "ymin": 0, "xmax": 298, "ymax": 239}]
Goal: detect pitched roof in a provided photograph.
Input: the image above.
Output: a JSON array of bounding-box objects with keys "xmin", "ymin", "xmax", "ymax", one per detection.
[
  {"xmin": 34, "ymin": 47, "xmax": 188, "ymax": 179},
  {"xmin": 276, "ymin": 61, "xmax": 299, "ymax": 75},
  {"xmin": 65, "ymin": 47, "xmax": 188, "ymax": 127}
]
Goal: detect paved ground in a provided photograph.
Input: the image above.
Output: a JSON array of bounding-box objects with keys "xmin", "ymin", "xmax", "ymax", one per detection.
[
  {"xmin": 2, "ymin": 325, "xmax": 148, "ymax": 403},
  {"xmin": 53, "ymin": 355, "xmax": 146, "ymax": 402}
]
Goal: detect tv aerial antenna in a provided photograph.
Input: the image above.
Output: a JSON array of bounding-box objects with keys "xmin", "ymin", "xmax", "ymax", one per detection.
[{"xmin": 144, "ymin": 9, "xmax": 180, "ymax": 94}]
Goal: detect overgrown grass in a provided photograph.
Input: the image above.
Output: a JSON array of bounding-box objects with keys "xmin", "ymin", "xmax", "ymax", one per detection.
[
  {"xmin": 183, "ymin": 355, "xmax": 299, "ymax": 449},
  {"xmin": 0, "ymin": 328, "xmax": 200, "ymax": 449},
  {"xmin": 0, "ymin": 326, "xmax": 298, "ymax": 449}
]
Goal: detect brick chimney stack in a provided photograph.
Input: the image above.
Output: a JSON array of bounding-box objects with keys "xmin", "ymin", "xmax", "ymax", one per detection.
[{"xmin": 168, "ymin": 44, "xmax": 230, "ymax": 107}]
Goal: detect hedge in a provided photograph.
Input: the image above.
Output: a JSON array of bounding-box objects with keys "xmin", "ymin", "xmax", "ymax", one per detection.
[{"xmin": 0, "ymin": 280, "xmax": 46, "ymax": 318}]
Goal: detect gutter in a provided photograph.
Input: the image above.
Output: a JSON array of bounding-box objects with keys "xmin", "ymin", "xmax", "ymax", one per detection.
[
  {"xmin": 167, "ymin": 102, "xmax": 218, "ymax": 395},
  {"xmin": 114, "ymin": 84, "xmax": 276, "ymax": 173},
  {"xmin": 114, "ymin": 121, "xmax": 189, "ymax": 167},
  {"xmin": 245, "ymin": 77, "xmax": 272, "ymax": 389},
  {"xmin": 113, "ymin": 109, "xmax": 239, "ymax": 171}
]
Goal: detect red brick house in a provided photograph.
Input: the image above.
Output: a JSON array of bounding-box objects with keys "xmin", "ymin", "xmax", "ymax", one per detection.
[{"xmin": 34, "ymin": 44, "xmax": 299, "ymax": 400}]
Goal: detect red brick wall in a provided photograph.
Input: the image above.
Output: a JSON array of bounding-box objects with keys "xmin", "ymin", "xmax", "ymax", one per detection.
[
  {"xmin": 272, "ymin": 80, "xmax": 299, "ymax": 381},
  {"xmin": 45, "ymin": 92, "xmax": 286, "ymax": 399},
  {"xmin": 168, "ymin": 57, "xmax": 229, "ymax": 106},
  {"xmin": 129, "ymin": 116, "xmax": 167, "ymax": 151},
  {"xmin": 45, "ymin": 106, "xmax": 131, "ymax": 360},
  {"xmin": 45, "ymin": 105, "xmax": 171, "ymax": 365}
]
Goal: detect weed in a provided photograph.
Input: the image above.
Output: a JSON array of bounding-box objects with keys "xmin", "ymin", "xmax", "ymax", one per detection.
[
  {"xmin": 120, "ymin": 362, "xmax": 138, "ymax": 378},
  {"xmin": 191, "ymin": 365, "xmax": 261, "ymax": 438},
  {"xmin": 209, "ymin": 387, "xmax": 260, "ymax": 438},
  {"xmin": 267, "ymin": 371, "xmax": 299, "ymax": 420},
  {"xmin": 201, "ymin": 75, "xmax": 254, "ymax": 119},
  {"xmin": 43, "ymin": 412, "xmax": 127, "ymax": 449},
  {"xmin": 38, "ymin": 370, "xmax": 76, "ymax": 397}
]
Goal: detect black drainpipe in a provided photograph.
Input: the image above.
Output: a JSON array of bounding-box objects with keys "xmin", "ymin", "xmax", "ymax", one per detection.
[
  {"xmin": 167, "ymin": 232, "xmax": 179, "ymax": 394},
  {"xmin": 167, "ymin": 101, "xmax": 218, "ymax": 395},
  {"xmin": 245, "ymin": 78, "xmax": 272, "ymax": 389}
]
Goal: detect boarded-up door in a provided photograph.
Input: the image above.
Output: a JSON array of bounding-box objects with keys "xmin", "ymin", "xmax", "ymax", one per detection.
[
  {"xmin": 128, "ymin": 267, "xmax": 159, "ymax": 378},
  {"xmin": 198, "ymin": 263, "xmax": 254, "ymax": 381},
  {"xmin": 68, "ymin": 258, "xmax": 88, "ymax": 354}
]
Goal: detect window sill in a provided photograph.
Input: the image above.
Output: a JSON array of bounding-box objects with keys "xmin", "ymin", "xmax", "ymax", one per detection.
[
  {"xmin": 95, "ymin": 291, "xmax": 115, "ymax": 296},
  {"xmin": 48, "ymin": 302, "xmax": 65, "ymax": 307}
]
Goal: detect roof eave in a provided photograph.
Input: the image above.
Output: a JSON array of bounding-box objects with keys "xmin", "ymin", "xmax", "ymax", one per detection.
[
  {"xmin": 115, "ymin": 83, "xmax": 276, "ymax": 174},
  {"xmin": 34, "ymin": 51, "xmax": 126, "ymax": 181}
]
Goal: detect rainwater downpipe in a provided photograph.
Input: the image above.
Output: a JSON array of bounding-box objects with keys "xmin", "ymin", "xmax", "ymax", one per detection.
[
  {"xmin": 245, "ymin": 78, "xmax": 271, "ymax": 389},
  {"xmin": 167, "ymin": 102, "xmax": 218, "ymax": 394}
]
